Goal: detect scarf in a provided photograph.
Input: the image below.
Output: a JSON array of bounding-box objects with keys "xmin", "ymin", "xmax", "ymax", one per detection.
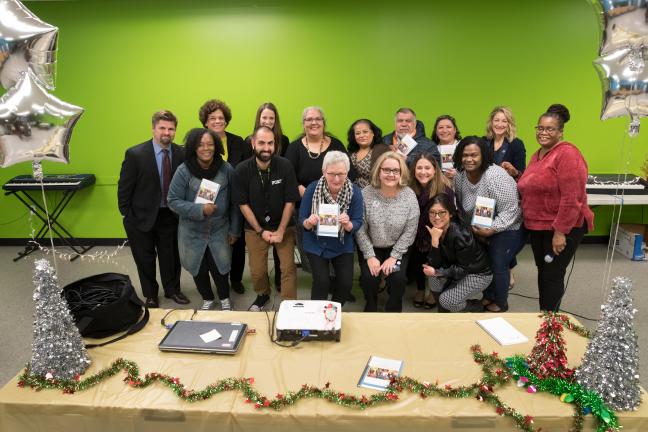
[
  {"xmin": 311, "ymin": 176, "xmax": 353, "ymax": 243},
  {"xmin": 185, "ymin": 155, "xmax": 224, "ymax": 180}
]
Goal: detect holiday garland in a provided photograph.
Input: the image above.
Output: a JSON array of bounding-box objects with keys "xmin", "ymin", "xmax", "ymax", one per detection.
[{"xmin": 16, "ymin": 312, "xmax": 620, "ymax": 431}]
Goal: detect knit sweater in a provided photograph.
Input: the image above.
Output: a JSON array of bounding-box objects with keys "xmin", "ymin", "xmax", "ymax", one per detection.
[
  {"xmin": 355, "ymin": 186, "xmax": 419, "ymax": 260},
  {"xmin": 454, "ymin": 164, "xmax": 522, "ymax": 233},
  {"xmin": 517, "ymin": 141, "xmax": 594, "ymax": 233}
]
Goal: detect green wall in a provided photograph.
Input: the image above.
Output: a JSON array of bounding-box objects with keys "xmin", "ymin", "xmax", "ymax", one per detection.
[{"xmin": 0, "ymin": 0, "xmax": 646, "ymax": 238}]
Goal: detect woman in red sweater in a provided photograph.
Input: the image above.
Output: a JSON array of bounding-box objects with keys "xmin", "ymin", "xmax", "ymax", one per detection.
[{"xmin": 517, "ymin": 104, "xmax": 594, "ymax": 311}]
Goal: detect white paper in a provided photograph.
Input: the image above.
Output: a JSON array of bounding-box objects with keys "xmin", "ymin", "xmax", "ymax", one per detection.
[
  {"xmin": 438, "ymin": 143, "xmax": 457, "ymax": 170},
  {"xmin": 195, "ymin": 179, "xmax": 221, "ymax": 204},
  {"xmin": 358, "ymin": 355, "xmax": 404, "ymax": 390},
  {"xmin": 397, "ymin": 134, "xmax": 418, "ymax": 156},
  {"xmin": 472, "ymin": 195, "xmax": 495, "ymax": 228},
  {"xmin": 229, "ymin": 329, "xmax": 239, "ymax": 343},
  {"xmin": 199, "ymin": 329, "xmax": 222, "ymax": 343},
  {"xmin": 317, "ymin": 203, "xmax": 339, "ymax": 237},
  {"xmin": 476, "ymin": 317, "xmax": 528, "ymax": 346}
]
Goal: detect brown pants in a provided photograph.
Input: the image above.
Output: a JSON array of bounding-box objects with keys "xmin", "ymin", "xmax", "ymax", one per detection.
[{"xmin": 245, "ymin": 227, "xmax": 297, "ymax": 299}]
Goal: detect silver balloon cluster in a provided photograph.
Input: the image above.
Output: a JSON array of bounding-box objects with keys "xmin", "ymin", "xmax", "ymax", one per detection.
[
  {"xmin": 592, "ymin": 0, "xmax": 648, "ymax": 136},
  {"xmin": 0, "ymin": 0, "xmax": 83, "ymax": 169}
]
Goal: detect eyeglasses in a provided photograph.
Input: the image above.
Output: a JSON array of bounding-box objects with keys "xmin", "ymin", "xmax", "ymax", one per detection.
[
  {"xmin": 325, "ymin": 172, "xmax": 347, "ymax": 179},
  {"xmin": 304, "ymin": 117, "xmax": 323, "ymax": 123},
  {"xmin": 534, "ymin": 126, "xmax": 558, "ymax": 133},
  {"xmin": 429, "ymin": 210, "xmax": 448, "ymax": 218},
  {"xmin": 380, "ymin": 168, "xmax": 401, "ymax": 176}
]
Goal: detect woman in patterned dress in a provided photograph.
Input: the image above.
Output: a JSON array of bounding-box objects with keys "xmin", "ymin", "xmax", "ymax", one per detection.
[{"xmin": 347, "ymin": 119, "xmax": 389, "ymax": 189}]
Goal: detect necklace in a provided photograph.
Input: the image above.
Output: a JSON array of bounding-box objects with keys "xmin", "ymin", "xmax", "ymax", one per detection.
[{"xmin": 305, "ymin": 136, "xmax": 324, "ymax": 159}]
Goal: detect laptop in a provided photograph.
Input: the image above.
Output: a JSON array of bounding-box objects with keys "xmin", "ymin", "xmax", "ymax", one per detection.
[{"xmin": 158, "ymin": 320, "xmax": 247, "ymax": 355}]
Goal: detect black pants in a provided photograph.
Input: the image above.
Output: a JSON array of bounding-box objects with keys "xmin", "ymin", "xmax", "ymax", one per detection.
[
  {"xmin": 359, "ymin": 247, "xmax": 410, "ymax": 312},
  {"xmin": 529, "ymin": 223, "xmax": 587, "ymax": 311},
  {"xmin": 230, "ymin": 234, "xmax": 245, "ymax": 284},
  {"xmin": 193, "ymin": 248, "xmax": 230, "ymax": 301},
  {"xmin": 408, "ymin": 247, "xmax": 428, "ymax": 291},
  {"xmin": 306, "ymin": 252, "xmax": 354, "ymax": 305},
  {"xmin": 124, "ymin": 208, "xmax": 181, "ymax": 299}
]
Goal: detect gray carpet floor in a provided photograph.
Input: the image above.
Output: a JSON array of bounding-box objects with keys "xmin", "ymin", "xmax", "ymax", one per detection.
[{"xmin": 1, "ymin": 243, "xmax": 646, "ymax": 389}]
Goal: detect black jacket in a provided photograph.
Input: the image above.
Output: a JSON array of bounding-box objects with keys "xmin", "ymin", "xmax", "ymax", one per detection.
[
  {"xmin": 117, "ymin": 140, "xmax": 185, "ymax": 232},
  {"xmin": 427, "ymin": 221, "xmax": 491, "ymax": 280},
  {"xmin": 225, "ymin": 131, "xmax": 252, "ymax": 167}
]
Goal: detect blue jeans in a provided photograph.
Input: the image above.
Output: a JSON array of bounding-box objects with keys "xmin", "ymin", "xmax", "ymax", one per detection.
[{"xmin": 482, "ymin": 227, "xmax": 526, "ymax": 309}]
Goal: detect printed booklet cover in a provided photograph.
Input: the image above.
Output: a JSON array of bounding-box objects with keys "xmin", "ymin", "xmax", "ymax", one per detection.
[
  {"xmin": 358, "ymin": 355, "xmax": 404, "ymax": 390},
  {"xmin": 471, "ymin": 196, "xmax": 495, "ymax": 228},
  {"xmin": 397, "ymin": 134, "xmax": 418, "ymax": 156},
  {"xmin": 195, "ymin": 179, "xmax": 221, "ymax": 204},
  {"xmin": 317, "ymin": 203, "xmax": 339, "ymax": 237},
  {"xmin": 438, "ymin": 143, "xmax": 457, "ymax": 170}
]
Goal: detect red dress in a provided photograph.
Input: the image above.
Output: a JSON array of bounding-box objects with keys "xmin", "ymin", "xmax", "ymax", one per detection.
[{"xmin": 517, "ymin": 141, "xmax": 594, "ymax": 234}]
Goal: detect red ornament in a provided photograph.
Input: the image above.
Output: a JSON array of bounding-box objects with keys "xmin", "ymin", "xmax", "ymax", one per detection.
[
  {"xmin": 496, "ymin": 406, "xmax": 505, "ymax": 415},
  {"xmin": 244, "ymin": 398, "xmax": 251, "ymax": 404},
  {"xmin": 248, "ymin": 377, "xmax": 255, "ymax": 384},
  {"xmin": 263, "ymin": 400, "xmax": 271, "ymax": 407},
  {"xmin": 254, "ymin": 403, "xmax": 261, "ymax": 409},
  {"xmin": 276, "ymin": 393, "xmax": 283, "ymax": 399},
  {"xmin": 17, "ymin": 381, "xmax": 25, "ymax": 388},
  {"xmin": 524, "ymin": 415, "xmax": 534, "ymax": 425},
  {"xmin": 386, "ymin": 393, "xmax": 398, "ymax": 400},
  {"xmin": 445, "ymin": 384, "xmax": 452, "ymax": 390}
]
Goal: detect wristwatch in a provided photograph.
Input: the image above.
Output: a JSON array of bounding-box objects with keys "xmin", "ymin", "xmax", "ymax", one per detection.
[{"xmin": 257, "ymin": 229, "xmax": 265, "ymax": 237}]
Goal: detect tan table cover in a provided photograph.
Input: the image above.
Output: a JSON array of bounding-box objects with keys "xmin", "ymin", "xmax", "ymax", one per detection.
[{"xmin": 1, "ymin": 310, "xmax": 646, "ymax": 431}]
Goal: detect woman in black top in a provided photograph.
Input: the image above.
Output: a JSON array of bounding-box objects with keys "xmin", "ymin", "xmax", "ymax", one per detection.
[
  {"xmin": 199, "ymin": 99, "xmax": 250, "ymax": 294},
  {"xmin": 285, "ymin": 106, "xmax": 350, "ymax": 273},
  {"xmin": 245, "ymin": 102, "xmax": 290, "ymax": 157},
  {"xmin": 483, "ymin": 106, "xmax": 527, "ymax": 290},
  {"xmin": 423, "ymin": 193, "xmax": 492, "ymax": 312}
]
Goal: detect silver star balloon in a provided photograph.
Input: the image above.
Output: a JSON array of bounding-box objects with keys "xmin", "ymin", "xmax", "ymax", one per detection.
[
  {"xmin": 593, "ymin": 0, "xmax": 648, "ymax": 56},
  {"xmin": 0, "ymin": 0, "xmax": 58, "ymax": 90},
  {"xmin": 595, "ymin": 46, "xmax": 648, "ymax": 121},
  {"xmin": 0, "ymin": 69, "xmax": 83, "ymax": 168}
]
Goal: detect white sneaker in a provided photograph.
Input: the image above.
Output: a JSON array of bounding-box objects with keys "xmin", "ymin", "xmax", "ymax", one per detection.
[
  {"xmin": 201, "ymin": 300, "xmax": 214, "ymax": 310},
  {"xmin": 221, "ymin": 298, "xmax": 232, "ymax": 311}
]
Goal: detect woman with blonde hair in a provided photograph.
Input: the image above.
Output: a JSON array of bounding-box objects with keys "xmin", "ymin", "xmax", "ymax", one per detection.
[{"xmin": 355, "ymin": 151, "xmax": 419, "ymax": 312}]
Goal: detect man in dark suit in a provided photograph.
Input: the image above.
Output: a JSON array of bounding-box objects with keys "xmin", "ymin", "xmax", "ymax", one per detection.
[{"xmin": 118, "ymin": 110, "xmax": 190, "ymax": 308}]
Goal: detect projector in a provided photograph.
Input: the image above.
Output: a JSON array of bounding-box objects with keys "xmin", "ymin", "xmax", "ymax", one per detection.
[{"xmin": 275, "ymin": 300, "xmax": 342, "ymax": 342}]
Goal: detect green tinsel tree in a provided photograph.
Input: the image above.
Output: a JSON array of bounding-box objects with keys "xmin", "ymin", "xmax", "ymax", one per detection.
[
  {"xmin": 575, "ymin": 277, "xmax": 641, "ymax": 411},
  {"xmin": 30, "ymin": 259, "xmax": 91, "ymax": 380}
]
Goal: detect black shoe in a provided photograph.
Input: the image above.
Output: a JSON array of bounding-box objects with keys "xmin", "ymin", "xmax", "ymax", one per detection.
[
  {"xmin": 231, "ymin": 281, "xmax": 245, "ymax": 294},
  {"xmin": 165, "ymin": 292, "xmax": 190, "ymax": 305},
  {"xmin": 145, "ymin": 297, "xmax": 159, "ymax": 308},
  {"xmin": 248, "ymin": 294, "xmax": 270, "ymax": 312}
]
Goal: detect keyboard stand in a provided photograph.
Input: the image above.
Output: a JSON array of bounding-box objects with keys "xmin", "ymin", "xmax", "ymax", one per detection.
[{"xmin": 5, "ymin": 188, "xmax": 94, "ymax": 262}]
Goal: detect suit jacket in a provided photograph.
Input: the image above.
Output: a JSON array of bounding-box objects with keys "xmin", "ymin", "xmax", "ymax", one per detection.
[{"xmin": 117, "ymin": 139, "xmax": 185, "ymax": 232}]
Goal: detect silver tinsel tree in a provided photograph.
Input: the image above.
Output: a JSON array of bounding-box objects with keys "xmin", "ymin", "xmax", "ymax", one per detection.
[
  {"xmin": 30, "ymin": 259, "xmax": 91, "ymax": 379},
  {"xmin": 575, "ymin": 276, "xmax": 641, "ymax": 411}
]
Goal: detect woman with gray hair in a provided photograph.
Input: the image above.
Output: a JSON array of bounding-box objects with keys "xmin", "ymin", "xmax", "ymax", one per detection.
[
  {"xmin": 299, "ymin": 151, "xmax": 363, "ymax": 304},
  {"xmin": 286, "ymin": 106, "xmax": 352, "ymax": 273}
]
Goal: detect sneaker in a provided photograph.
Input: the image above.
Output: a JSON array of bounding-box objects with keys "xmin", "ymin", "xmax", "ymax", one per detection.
[
  {"xmin": 248, "ymin": 294, "xmax": 270, "ymax": 312},
  {"xmin": 220, "ymin": 298, "xmax": 232, "ymax": 311},
  {"xmin": 201, "ymin": 300, "xmax": 214, "ymax": 310}
]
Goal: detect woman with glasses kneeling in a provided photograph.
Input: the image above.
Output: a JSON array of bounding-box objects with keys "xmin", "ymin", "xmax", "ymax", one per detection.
[
  {"xmin": 168, "ymin": 128, "xmax": 241, "ymax": 311},
  {"xmin": 355, "ymin": 152, "xmax": 419, "ymax": 312},
  {"xmin": 300, "ymin": 151, "xmax": 363, "ymax": 305},
  {"xmin": 423, "ymin": 193, "xmax": 492, "ymax": 312}
]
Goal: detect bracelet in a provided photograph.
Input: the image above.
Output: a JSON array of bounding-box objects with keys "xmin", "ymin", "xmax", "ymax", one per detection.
[{"xmin": 257, "ymin": 229, "xmax": 265, "ymax": 237}]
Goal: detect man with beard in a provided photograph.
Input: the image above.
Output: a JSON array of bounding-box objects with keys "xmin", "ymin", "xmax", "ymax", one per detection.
[
  {"xmin": 118, "ymin": 110, "xmax": 189, "ymax": 308},
  {"xmin": 232, "ymin": 126, "xmax": 300, "ymax": 311}
]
